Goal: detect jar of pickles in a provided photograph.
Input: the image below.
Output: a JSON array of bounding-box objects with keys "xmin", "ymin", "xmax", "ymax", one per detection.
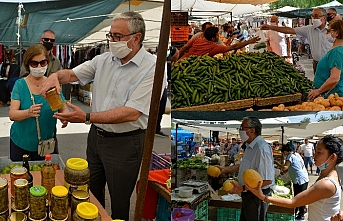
[
  {"xmin": 11, "ymin": 201, "xmax": 29, "ymax": 215},
  {"xmin": 28, "ymin": 212, "xmax": 47, "ymax": 221},
  {"xmin": 73, "ymin": 202, "xmax": 101, "ymax": 221},
  {"xmin": 0, "ymin": 209, "xmax": 9, "ymax": 221},
  {"xmin": 50, "ymin": 186, "xmax": 68, "ymax": 220},
  {"xmin": 10, "ymin": 167, "xmax": 28, "ymax": 197},
  {"xmin": 46, "ymin": 87, "xmax": 64, "ymax": 111},
  {"xmin": 14, "ymin": 179, "xmax": 29, "ymax": 211},
  {"xmin": 7, "ymin": 212, "xmax": 27, "ymax": 221},
  {"xmin": 0, "ymin": 178, "xmax": 8, "ymax": 213},
  {"xmin": 29, "ymin": 186, "xmax": 47, "ymax": 220},
  {"xmin": 71, "ymin": 190, "xmax": 90, "ymax": 218}
]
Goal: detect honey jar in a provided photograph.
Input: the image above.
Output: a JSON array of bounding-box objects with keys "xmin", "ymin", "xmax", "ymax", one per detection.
[{"xmin": 46, "ymin": 87, "xmax": 64, "ymax": 111}]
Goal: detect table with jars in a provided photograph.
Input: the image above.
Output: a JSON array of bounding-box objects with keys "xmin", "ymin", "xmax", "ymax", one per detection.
[{"xmin": 0, "ymin": 157, "xmax": 112, "ymax": 221}]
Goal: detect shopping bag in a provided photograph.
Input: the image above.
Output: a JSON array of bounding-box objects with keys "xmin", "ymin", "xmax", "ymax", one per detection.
[{"xmin": 172, "ymin": 208, "xmax": 194, "ymax": 221}]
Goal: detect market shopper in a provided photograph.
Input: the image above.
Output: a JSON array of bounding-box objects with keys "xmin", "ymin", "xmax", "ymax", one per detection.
[
  {"xmin": 327, "ymin": 8, "xmax": 342, "ymax": 24},
  {"xmin": 5, "ymin": 58, "xmax": 20, "ymax": 94},
  {"xmin": 299, "ymin": 139, "xmax": 315, "ymax": 174},
  {"xmin": 261, "ymin": 7, "xmax": 332, "ymax": 73},
  {"xmin": 178, "ymin": 26, "xmax": 260, "ymax": 60},
  {"xmin": 9, "ymin": 44, "xmax": 68, "ymax": 161},
  {"xmin": 266, "ymin": 15, "xmax": 291, "ymax": 60},
  {"xmin": 225, "ymin": 137, "xmax": 240, "ymax": 165},
  {"xmin": 218, "ymin": 117, "xmax": 274, "ymax": 221},
  {"xmin": 274, "ymin": 144, "xmax": 309, "ymax": 221},
  {"xmin": 191, "ymin": 22, "xmax": 224, "ymax": 45},
  {"xmin": 308, "ymin": 20, "xmax": 343, "ymax": 100},
  {"xmin": 39, "ymin": 12, "xmax": 165, "ymax": 220},
  {"xmin": 246, "ymin": 135, "xmax": 343, "ymax": 221},
  {"xmin": 20, "ymin": 30, "xmax": 61, "ymax": 78}
]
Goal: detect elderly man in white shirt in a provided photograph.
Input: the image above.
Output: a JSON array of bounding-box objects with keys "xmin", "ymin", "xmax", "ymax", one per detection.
[
  {"xmin": 40, "ymin": 11, "xmax": 165, "ymax": 221},
  {"xmin": 261, "ymin": 7, "xmax": 332, "ymax": 74}
]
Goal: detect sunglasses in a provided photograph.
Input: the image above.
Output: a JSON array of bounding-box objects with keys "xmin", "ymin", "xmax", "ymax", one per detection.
[
  {"xmin": 42, "ymin": 38, "xmax": 55, "ymax": 43},
  {"xmin": 29, "ymin": 59, "xmax": 48, "ymax": 68}
]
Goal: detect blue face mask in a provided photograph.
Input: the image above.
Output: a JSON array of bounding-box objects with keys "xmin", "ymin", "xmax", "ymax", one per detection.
[{"xmin": 317, "ymin": 155, "xmax": 332, "ymax": 170}]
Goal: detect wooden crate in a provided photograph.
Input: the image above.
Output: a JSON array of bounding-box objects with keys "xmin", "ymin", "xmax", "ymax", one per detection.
[
  {"xmin": 173, "ymin": 99, "xmax": 254, "ymax": 111},
  {"xmin": 254, "ymin": 93, "xmax": 302, "ymax": 107}
]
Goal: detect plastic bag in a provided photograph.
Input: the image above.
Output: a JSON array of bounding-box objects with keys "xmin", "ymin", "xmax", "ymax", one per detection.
[
  {"xmin": 249, "ymin": 30, "xmax": 267, "ymax": 52},
  {"xmin": 172, "ymin": 208, "xmax": 194, "ymax": 221}
]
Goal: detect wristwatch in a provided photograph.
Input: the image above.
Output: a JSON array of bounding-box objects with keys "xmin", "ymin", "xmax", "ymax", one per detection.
[{"xmin": 85, "ymin": 113, "xmax": 91, "ymax": 125}]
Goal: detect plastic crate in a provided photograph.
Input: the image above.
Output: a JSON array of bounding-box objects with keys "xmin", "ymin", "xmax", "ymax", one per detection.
[
  {"xmin": 194, "ymin": 199, "xmax": 208, "ymax": 220},
  {"xmin": 150, "ymin": 152, "xmax": 171, "ymax": 170},
  {"xmin": 217, "ymin": 207, "xmax": 241, "ymax": 221},
  {"xmin": 267, "ymin": 212, "xmax": 295, "ymax": 221},
  {"xmin": 171, "ymin": 26, "xmax": 189, "ymax": 42},
  {"xmin": 171, "ymin": 12, "xmax": 188, "ymax": 26},
  {"xmin": 156, "ymin": 194, "xmax": 171, "ymax": 221}
]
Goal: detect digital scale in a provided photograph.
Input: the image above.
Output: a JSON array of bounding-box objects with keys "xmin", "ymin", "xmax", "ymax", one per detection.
[{"xmin": 180, "ymin": 180, "xmax": 209, "ymax": 194}]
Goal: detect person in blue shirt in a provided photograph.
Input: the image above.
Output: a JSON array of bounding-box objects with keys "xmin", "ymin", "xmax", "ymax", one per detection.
[
  {"xmin": 308, "ymin": 20, "xmax": 343, "ymax": 100},
  {"xmin": 226, "ymin": 138, "xmax": 241, "ymax": 165},
  {"xmin": 274, "ymin": 144, "xmax": 309, "ymax": 221}
]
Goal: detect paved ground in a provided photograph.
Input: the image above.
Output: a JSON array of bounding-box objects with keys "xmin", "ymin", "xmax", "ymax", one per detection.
[{"xmin": 0, "ymin": 97, "xmax": 171, "ymax": 221}]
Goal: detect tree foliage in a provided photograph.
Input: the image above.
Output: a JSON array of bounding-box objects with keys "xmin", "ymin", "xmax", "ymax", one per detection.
[
  {"xmin": 269, "ymin": 0, "xmax": 343, "ymax": 10},
  {"xmin": 300, "ymin": 117, "xmax": 311, "ymax": 123},
  {"xmin": 317, "ymin": 114, "xmax": 343, "ymax": 122}
]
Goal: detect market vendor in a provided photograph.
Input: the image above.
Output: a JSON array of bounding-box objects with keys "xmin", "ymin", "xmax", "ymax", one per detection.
[
  {"xmin": 308, "ymin": 20, "xmax": 343, "ymax": 100},
  {"xmin": 191, "ymin": 22, "xmax": 224, "ymax": 45},
  {"xmin": 218, "ymin": 117, "xmax": 274, "ymax": 221},
  {"xmin": 178, "ymin": 27, "xmax": 260, "ymax": 61}
]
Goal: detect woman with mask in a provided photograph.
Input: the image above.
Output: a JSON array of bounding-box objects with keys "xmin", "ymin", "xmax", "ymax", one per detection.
[
  {"xmin": 9, "ymin": 44, "xmax": 68, "ymax": 161},
  {"xmin": 274, "ymin": 143, "xmax": 309, "ymax": 221},
  {"xmin": 246, "ymin": 135, "xmax": 343, "ymax": 221},
  {"xmin": 308, "ymin": 20, "xmax": 343, "ymax": 100}
]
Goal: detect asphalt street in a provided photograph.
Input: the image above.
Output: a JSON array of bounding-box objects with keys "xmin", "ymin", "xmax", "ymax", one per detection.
[{"xmin": 0, "ymin": 97, "xmax": 171, "ymax": 220}]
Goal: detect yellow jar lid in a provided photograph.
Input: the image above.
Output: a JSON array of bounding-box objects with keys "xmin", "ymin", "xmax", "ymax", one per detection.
[
  {"xmin": 66, "ymin": 158, "xmax": 88, "ymax": 170},
  {"xmin": 76, "ymin": 202, "xmax": 98, "ymax": 219},
  {"xmin": 51, "ymin": 186, "xmax": 68, "ymax": 197}
]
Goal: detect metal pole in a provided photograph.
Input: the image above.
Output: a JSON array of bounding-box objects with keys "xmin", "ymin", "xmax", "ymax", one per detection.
[
  {"xmin": 281, "ymin": 126, "xmax": 284, "ymax": 147},
  {"xmin": 134, "ymin": 0, "xmax": 171, "ymax": 220}
]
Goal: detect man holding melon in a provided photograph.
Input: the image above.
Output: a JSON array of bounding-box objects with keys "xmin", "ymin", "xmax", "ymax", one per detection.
[{"xmin": 218, "ymin": 117, "xmax": 275, "ymax": 221}]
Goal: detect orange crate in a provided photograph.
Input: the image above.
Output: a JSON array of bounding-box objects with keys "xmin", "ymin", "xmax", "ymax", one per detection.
[{"xmin": 171, "ymin": 26, "xmax": 189, "ymax": 42}]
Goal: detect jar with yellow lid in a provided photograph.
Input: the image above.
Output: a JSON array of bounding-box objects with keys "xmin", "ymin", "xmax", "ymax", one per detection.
[
  {"xmin": 7, "ymin": 212, "xmax": 27, "ymax": 221},
  {"xmin": 0, "ymin": 177, "xmax": 8, "ymax": 213},
  {"xmin": 50, "ymin": 186, "xmax": 68, "ymax": 220},
  {"xmin": 14, "ymin": 179, "xmax": 29, "ymax": 210},
  {"xmin": 29, "ymin": 186, "xmax": 47, "ymax": 220},
  {"xmin": 64, "ymin": 158, "xmax": 90, "ymax": 201},
  {"xmin": 46, "ymin": 87, "xmax": 64, "ymax": 111},
  {"xmin": 71, "ymin": 190, "xmax": 90, "ymax": 218},
  {"xmin": 0, "ymin": 209, "xmax": 9, "ymax": 220},
  {"xmin": 73, "ymin": 202, "xmax": 101, "ymax": 221},
  {"xmin": 10, "ymin": 167, "xmax": 28, "ymax": 197}
]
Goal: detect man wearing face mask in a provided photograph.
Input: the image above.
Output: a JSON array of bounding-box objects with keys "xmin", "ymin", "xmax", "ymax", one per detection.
[
  {"xmin": 327, "ymin": 8, "xmax": 342, "ymax": 24},
  {"xmin": 218, "ymin": 117, "xmax": 274, "ymax": 221},
  {"xmin": 261, "ymin": 8, "xmax": 332, "ymax": 74},
  {"xmin": 20, "ymin": 30, "xmax": 61, "ymax": 78},
  {"xmin": 39, "ymin": 12, "xmax": 165, "ymax": 221},
  {"xmin": 266, "ymin": 16, "xmax": 291, "ymax": 61}
]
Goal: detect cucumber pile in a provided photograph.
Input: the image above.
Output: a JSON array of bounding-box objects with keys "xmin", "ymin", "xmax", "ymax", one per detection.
[{"xmin": 171, "ymin": 52, "xmax": 314, "ymax": 109}]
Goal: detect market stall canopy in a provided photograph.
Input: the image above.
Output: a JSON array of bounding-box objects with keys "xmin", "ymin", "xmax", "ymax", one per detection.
[
  {"xmin": 204, "ymin": 0, "xmax": 277, "ymax": 5},
  {"xmin": 275, "ymin": 0, "xmax": 343, "ymax": 18},
  {"xmin": 0, "ymin": 0, "xmax": 126, "ymax": 47},
  {"xmin": 172, "ymin": 0, "xmax": 268, "ymax": 18}
]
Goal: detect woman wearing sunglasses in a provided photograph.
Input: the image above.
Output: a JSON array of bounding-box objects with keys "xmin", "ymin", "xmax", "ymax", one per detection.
[{"xmin": 8, "ymin": 44, "xmax": 69, "ymax": 161}]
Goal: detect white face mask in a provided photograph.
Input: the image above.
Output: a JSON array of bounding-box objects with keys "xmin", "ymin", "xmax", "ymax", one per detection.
[
  {"xmin": 327, "ymin": 34, "xmax": 336, "ymax": 43},
  {"xmin": 29, "ymin": 66, "xmax": 47, "ymax": 78},
  {"xmin": 239, "ymin": 130, "xmax": 250, "ymax": 142},
  {"xmin": 270, "ymin": 22, "xmax": 277, "ymax": 26},
  {"xmin": 109, "ymin": 36, "xmax": 133, "ymax": 59},
  {"xmin": 312, "ymin": 19, "xmax": 322, "ymax": 28},
  {"xmin": 317, "ymin": 154, "xmax": 332, "ymax": 171}
]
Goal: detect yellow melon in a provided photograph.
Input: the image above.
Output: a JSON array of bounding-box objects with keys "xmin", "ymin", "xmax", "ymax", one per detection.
[
  {"xmin": 223, "ymin": 180, "xmax": 236, "ymax": 192},
  {"xmin": 207, "ymin": 166, "xmax": 221, "ymax": 177},
  {"xmin": 242, "ymin": 169, "xmax": 262, "ymax": 188}
]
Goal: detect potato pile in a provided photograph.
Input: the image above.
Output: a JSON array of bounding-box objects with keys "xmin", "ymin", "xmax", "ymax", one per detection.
[{"xmin": 272, "ymin": 93, "xmax": 343, "ymax": 111}]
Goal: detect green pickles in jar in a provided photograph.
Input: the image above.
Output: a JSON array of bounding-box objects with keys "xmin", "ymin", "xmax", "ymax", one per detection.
[
  {"xmin": 0, "ymin": 178, "xmax": 8, "ymax": 213},
  {"xmin": 73, "ymin": 202, "xmax": 101, "ymax": 221},
  {"xmin": 14, "ymin": 179, "xmax": 29, "ymax": 210},
  {"xmin": 29, "ymin": 186, "xmax": 47, "ymax": 220},
  {"xmin": 50, "ymin": 186, "xmax": 68, "ymax": 220}
]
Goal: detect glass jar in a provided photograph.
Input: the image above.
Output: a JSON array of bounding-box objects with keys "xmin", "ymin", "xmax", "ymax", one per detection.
[
  {"xmin": 11, "ymin": 201, "xmax": 29, "ymax": 215},
  {"xmin": 29, "ymin": 186, "xmax": 47, "ymax": 220},
  {"xmin": 14, "ymin": 179, "xmax": 29, "ymax": 210},
  {"xmin": 0, "ymin": 178, "xmax": 8, "ymax": 213},
  {"xmin": 10, "ymin": 167, "xmax": 28, "ymax": 197},
  {"xmin": 72, "ymin": 202, "xmax": 101, "ymax": 221},
  {"xmin": 28, "ymin": 212, "xmax": 47, "ymax": 221},
  {"xmin": 0, "ymin": 209, "xmax": 9, "ymax": 220},
  {"xmin": 7, "ymin": 212, "xmax": 27, "ymax": 221},
  {"xmin": 64, "ymin": 158, "xmax": 90, "ymax": 190},
  {"xmin": 50, "ymin": 186, "xmax": 68, "ymax": 220},
  {"xmin": 71, "ymin": 190, "xmax": 89, "ymax": 218},
  {"xmin": 48, "ymin": 212, "xmax": 68, "ymax": 221},
  {"xmin": 46, "ymin": 87, "xmax": 64, "ymax": 111}
]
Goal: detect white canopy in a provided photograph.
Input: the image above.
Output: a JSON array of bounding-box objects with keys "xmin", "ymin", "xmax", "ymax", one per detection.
[{"xmin": 315, "ymin": 0, "xmax": 342, "ymax": 8}]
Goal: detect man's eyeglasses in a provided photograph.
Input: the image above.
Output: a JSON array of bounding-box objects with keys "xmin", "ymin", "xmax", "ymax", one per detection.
[
  {"xmin": 29, "ymin": 59, "xmax": 48, "ymax": 68},
  {"xmin": 311, "ymin": 15, "xmax": 324, "ymax": 19},
  {"xmin": 106, "ymin": 32, "xmax": 137, "ymax": 42},
  {"xmin": 239, "ymin": 126, "xmax": 252, "ymax": 131},
  {"xmin": 42, "ymin": 38, "xmax": 55, "ymax": 43}
]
